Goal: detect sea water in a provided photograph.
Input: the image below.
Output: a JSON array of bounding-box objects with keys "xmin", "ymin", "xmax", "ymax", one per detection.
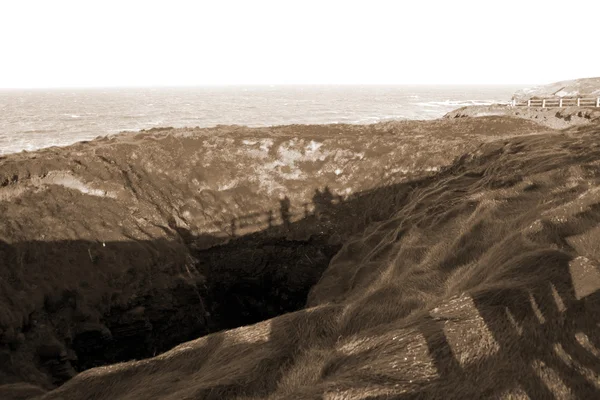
[{"xmin": 0, "ymin": 85, "xmax": 525, "ymax": 155}]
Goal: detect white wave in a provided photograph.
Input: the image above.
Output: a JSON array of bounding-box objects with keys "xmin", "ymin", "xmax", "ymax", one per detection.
[
  {"xmin": 350, "ymin": 116, "xmax": 382, "ymax": 123},
  {"xmin": 382, "ymin": 115, "xmax": 409, "ymax": 120},
  {"xmin": 0, "ymin": 138, "xmax": 77, "ymax": 155},
  {"xmin": 414, "ymin": 99, "xmax": 501, "ymax": 107},
  {"xmin": 0, "ymin": 86, "xmax": 516, "ymax": 156}
]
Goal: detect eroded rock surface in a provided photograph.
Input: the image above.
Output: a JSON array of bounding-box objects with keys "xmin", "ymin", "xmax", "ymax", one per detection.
[
  {"xmin": 0, "ymin": 117, "xmax": 553, "ymax": 393},
  {"xmin": 24, "ymin": 121, "xmax": 600, "ymax": 400},
  {"xmin": 446, "ymin": 77, "xmax": 600, "ymax": 130},
  {"xmin": 513, "ymin": 77, "xmax": 600, "ymax": 102},
  {"xmin": 445, "ymin": 105, "xmax": 600, "ymax": 130}
]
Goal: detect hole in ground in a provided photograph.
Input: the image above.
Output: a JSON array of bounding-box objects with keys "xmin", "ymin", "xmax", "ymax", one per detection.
[{"xmin": 67, "ymin": 234, "xmax": 341, "ymax": 375}]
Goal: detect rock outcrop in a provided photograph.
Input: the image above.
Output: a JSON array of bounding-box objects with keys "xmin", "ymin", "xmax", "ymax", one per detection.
[
  {"xmin": 0, "ymin": 117, "xmax": 546, "ymax": 391},
  {"xmin": 513, "ymin": 77, "xmax": 600, "ymax": 102},
  {"xmin": 445, "ymin": 77, "xmax": 600, "ymax": 130},
  {"xmin": 5, "ymin": 115, "xmax": 600, "ymax": 399},
  {"xmin": 8, "ymin": 120, "xmax": 599, "ymax": 399},
  {"xmin": 445, "ymin": 105, "xmax": 600, "ymax": 129}
]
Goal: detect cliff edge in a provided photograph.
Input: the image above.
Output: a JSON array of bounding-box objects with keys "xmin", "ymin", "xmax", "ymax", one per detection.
[
  {"xmin": 0, "ymin": 116, "xmax": 546, "ymax": 393},
  {"xmin": 7, "ymin": 119, "xmax": 600, "ymax": 399},
  {"xmin": 445, "ymin": 77, "xmax": 600, "ymax": 129},
  {"xmin": 513, "ymin": 77, "xmax": 600, "ymax": 101}
]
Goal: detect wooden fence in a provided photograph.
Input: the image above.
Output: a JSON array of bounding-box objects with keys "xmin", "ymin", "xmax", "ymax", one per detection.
[{"xmin": 512, "ymin": 97, "xmax": 600, "ymax": 108}]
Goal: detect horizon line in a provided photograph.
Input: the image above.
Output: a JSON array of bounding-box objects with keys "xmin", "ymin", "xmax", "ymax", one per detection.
[{"xmin": 0, "ymin": 82, "xmax": 537, "ymax": 90}]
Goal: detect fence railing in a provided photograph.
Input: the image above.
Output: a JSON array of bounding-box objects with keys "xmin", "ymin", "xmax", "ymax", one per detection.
[{"xmin": 512, "ymin": 97, "xmax": 600, "ymax": 108}]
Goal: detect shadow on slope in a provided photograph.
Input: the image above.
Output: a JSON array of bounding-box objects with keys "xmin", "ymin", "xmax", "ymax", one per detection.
[
  {"xmin": 0, "ymin": 167, "xmax": 435, "ymax": 390},
  {"xmin": 6, "ymin": 130, "xmax": 600, "ymax": 399}
]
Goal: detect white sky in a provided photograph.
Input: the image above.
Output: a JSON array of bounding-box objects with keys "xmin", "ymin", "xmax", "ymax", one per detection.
[{"xmin": 0, "ymin": 0, "xmax": 598, "ymax": 88}]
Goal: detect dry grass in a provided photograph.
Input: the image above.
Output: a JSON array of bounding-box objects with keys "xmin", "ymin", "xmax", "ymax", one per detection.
[{"xmin": 14, "ymin": 125, "xmax": 600, "ymax": 399}]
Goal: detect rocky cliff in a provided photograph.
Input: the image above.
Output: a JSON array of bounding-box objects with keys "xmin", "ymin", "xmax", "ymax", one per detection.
[
  {"xmin": 4, "ymin": 115, "xmax": 600, "ymax": 399},
  {"xmin": 444, "ymin": 77, "xmax": 600, "ymax": 130},
  {"xmin": 513, "ymin": 77, "xmax": 600, "ymax": 101},
  {"xmin": 445, "ymin": 105, "xmax": 600, "ymax": 129},
  {"xmin": 0, "ymin": 116, "xmax": 545, "ymax": 392}
]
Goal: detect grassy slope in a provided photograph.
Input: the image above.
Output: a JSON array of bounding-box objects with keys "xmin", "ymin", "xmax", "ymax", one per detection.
[
  {"xmin": 26, "ymin": 122, "xmax": 600, "ymax": 399},
  {"xmin": 0, "ymin": 117, "xmax": 546, "ymax": 388}
]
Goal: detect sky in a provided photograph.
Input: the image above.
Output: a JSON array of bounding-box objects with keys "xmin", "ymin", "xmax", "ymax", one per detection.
[{"xmin": 0, "ymin": 0, "xmax": 598, "ymax": 88}]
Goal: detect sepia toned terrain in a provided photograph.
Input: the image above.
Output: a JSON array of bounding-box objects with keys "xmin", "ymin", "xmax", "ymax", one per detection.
[
  {"xmin": 512, "ymin": 77, "xmax": 600, "ymax": 102},
  {"xmin": 2, "ymin": 81, "xmax": 600, "ymax": 399}
]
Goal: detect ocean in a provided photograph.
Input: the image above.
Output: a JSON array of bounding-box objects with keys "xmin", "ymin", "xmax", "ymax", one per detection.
[{"xmin": 0, "ymin": 85, "xmax": 525, "ymax": 155}]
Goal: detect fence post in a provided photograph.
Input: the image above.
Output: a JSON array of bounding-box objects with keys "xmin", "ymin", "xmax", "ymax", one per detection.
[
  {"xmin": 577, "ymin": 98, "xmax": 581, "ymax": 107},
  {"xmin": 559, "ymin": 98, "xmax": 563, "ymax": 107},
  {"xmin": 512, "ymin": 99, "xmax": 516, "ymax": 107},
  {"xmin": 597, "ymin": 97, "xmax": 600, "ymax": 107},
  {"xmin": 542, "ymin": 99, "xmax": 546, "ymax": 108},
  {"xmin": 527, "ymin": 99, "xmax": 531, "ymax": 107}
]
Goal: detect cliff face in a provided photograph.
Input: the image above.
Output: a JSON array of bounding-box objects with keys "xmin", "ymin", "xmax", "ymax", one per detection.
[
  {"xmin": 444, "ymin": 78, "xmax": 600, "ymax": 129},
  {"xmin": 0, "ymin": 118, "xmax": 545, "ymax": 239},
  {"xmin": 11, "ymin": 119, "xmax": 600, "ymax": 400},
  {"xmin": 513, "ymin": 77, "xmax": 600, "ymax": 101},
  {"xmin": 445, "ymin": 105, "xmax": 600, "ymax": 129},
  {"xmin": 0, "ymin": 117, "xmax": 546, "ymax": 390}
]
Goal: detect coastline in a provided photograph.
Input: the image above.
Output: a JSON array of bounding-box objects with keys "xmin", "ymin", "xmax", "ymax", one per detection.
[
  {"xmin": 0, "ymin": 114, "xmax": 547, "ymax": 387},
  {"xmin": 1, "ymin": 99, "xmax": 600, "ymax": 398},
  {"xmin": 0, "ymin": 84, "xmax": 523, "ymax": 156},
  {"xmin": 445, "ymin": 104, "xmax": 600, "ymax": 129}
]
